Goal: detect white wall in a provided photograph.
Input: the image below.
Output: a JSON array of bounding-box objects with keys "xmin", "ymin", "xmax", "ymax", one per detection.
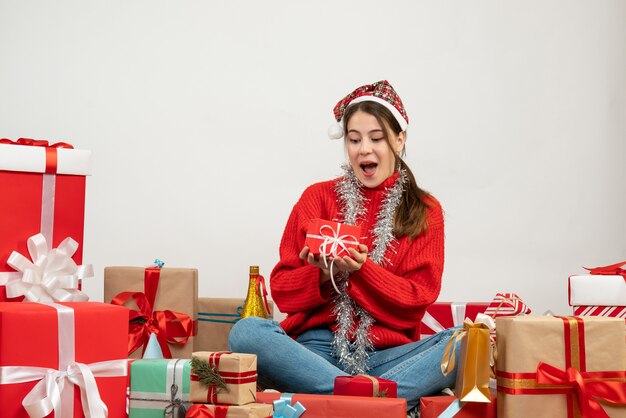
[{"xmin": 1, "ymin": 1, "xmax": 624, "ymax": 319}]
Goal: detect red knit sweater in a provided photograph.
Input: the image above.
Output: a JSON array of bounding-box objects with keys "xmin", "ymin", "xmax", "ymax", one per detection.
[{"xmin": 270, "ymin": 172, "xmax": 445, "ymax": 349}]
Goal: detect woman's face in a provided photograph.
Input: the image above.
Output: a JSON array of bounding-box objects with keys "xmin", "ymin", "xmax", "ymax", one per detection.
[{"xmin": 345, "ymin": 110, "xmax": 405, "ymax": 188}]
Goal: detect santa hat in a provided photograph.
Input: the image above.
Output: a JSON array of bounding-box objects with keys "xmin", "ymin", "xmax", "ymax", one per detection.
[{"xmin": 328, "ymin": 80, "xmax": 409, "ymax": 139}]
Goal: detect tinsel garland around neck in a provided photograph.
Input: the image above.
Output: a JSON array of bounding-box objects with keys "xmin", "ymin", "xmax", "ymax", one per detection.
[{"xmin": 331, "ymin": 164, "xmax": 407, "ymax": 375}]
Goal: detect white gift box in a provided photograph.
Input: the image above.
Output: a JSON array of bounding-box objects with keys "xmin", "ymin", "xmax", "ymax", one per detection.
[{"xmin": 568, "ymin": 274, "xmax": 626, "ymax": 306}]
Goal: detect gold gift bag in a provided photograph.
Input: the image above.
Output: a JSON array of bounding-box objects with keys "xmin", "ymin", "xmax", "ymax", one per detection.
[{"xmin": 442, "ymin": 315, "xmax": 494, "ymax": 403}]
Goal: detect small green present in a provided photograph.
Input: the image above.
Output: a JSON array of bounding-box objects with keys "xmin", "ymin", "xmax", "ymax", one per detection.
[{"xmin": 129, "ymin": 358, "xmax": 191, "ymax": 418}]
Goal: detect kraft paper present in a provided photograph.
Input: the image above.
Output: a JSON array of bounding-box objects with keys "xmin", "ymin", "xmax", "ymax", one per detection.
[
  {"xmin": 129, "ymin": 358, "xmax": 191, "ymax": 418},
  {"xmin": 0, "ymin": 138, "xmax": 91, "ymax": 302},
  {"xmin": 196, "ymin": 298, "xmax": 274, "ymax": 352},
  {"xmin": 104, "ymin": 266, "xmax": 198, "ymax": 359},
  {"xmin": 256, "ymin": 392, "xmax": 407, "ymax": 418},
  {"xmin": 190, "ymin": 351, "xmax": 257, "ymax": 406},
  {"xmin": 496, "ymin": 316, "xmax": 626, "ymax": 417},
  {"xmin": 186, "ymin": 403, "xmax": 273, "ymax": 418}
]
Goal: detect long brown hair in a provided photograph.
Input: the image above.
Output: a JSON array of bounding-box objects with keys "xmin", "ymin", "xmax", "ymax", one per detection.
[{"xmin": 343, "ymin": 101, "xmax": 430, "ymax": 239}]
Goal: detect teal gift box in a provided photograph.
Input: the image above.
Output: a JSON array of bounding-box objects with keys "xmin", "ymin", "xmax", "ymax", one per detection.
[{"xmin": 129, "ymin": 358, "xmax": 191, "ymax": 418}]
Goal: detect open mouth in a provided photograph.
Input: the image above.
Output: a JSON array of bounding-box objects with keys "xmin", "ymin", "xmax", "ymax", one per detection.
[{"xmin": 359, "ymin": 162, "xmax": 378, "ymax": 176}]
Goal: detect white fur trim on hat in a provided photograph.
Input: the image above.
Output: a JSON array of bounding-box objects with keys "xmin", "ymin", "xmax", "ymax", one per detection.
[{"xmin": 349, "ymin": 95, "xmax": 409, "ymax": 131}]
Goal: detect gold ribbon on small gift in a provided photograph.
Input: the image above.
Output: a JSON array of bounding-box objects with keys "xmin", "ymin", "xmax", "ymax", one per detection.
[
  {"xmin": 355, "ymin": 374, "xmax": 388, "ymax": 397},
  {"xmin": 441, "ymin": 314, "xmax": 495, "ymax": 403}
]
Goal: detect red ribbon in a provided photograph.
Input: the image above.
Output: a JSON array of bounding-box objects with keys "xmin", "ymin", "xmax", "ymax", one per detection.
[
  {"xmin": 110, "ymin": 267, "xmax": 195, "ymax": 358},
  {"xmin": 256, "ymin": 275, "xmax": 272, "ymax": 316},
  {"xmin": 0, "ymin": 137, "xmax": 74, "ymax": 174},
  {"xmin": 583, "ymin": 261, "xmax": 626, "ymax": 281},
  {"xmin": 536, "ymin": 362, "xmax": 626, "ymax": 418},
  {"xmin": 186, "ymin": 404, "xmax": 229, "ymax": 418}
]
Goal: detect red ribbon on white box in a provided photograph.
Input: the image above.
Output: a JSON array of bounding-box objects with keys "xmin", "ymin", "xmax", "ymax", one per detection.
[
  {"xmin": 0, "ymin": 233, "xmax": 92, "ymax": 302},
  {"xmin": 0, "ymin": 303, "xmax": 128, "ymax": 418}
]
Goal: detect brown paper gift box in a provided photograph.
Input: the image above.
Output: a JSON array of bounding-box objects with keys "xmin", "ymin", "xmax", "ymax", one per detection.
[
  {"xmin": 196, "ymin": 298, "xmax": 274, "ymax": 352},
  {"xmin": 496, "ymin": 316, "xmax": 626, "ymax": 417},
  {"xmin": 104, "ymin": 266, "xmax": 198, "ymax": 359},
  {"xmin": 186, "ymin": 403, "xmax": 273, "ymax": 418},
  {"xmin": 191, "ymin": 351, "xmax": 257, "ymax": 406}
]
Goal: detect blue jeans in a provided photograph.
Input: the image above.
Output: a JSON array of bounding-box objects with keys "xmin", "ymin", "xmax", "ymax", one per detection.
[{"xmin": 228, "ymin": 317, "xmax": 459, "ymax": 410}]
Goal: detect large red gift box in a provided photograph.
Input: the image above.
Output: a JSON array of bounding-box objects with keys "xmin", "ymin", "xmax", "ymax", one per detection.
[
  {"xmin": 0, "ymin": 302, "xmax": 129, "ymax": 417},
  {"xmin": 0, "ymin": 139, "xmax": 91, "ymax": 301},
  {"xmin": 334, "ymin": 375, "xmax": 397, "ymax": 398},
  {"xmin": 304, "ymin": 219, "xmax": 361, "ymax": 257},
  {"xmin": 256, "ymin": 391, "xmax": 406, "ymax": 418},
  {"xmin": 420, "ymin": 302, "xmax": 490, "ymax": 339},
  {"xmin": 420, "ymin": 391, "xmax": 497, "ymax": 418}
]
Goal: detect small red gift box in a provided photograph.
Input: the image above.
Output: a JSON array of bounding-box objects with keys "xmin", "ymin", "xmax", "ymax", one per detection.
[
  {"xmin": 334, "ymin": 375, "xmax": 397, "ymax": 398},
  {"xmin": 304, "ymin": 219, "xmax": 361, "ymax": 258},
  {"xmin": 0, "ymin": 138, "xmax": 91, "ymax": 302},
  {"xmin": 0, "ymin": 302, "xmax": 129, "ymax": 417},
  {"xmin": 256, "ymin": 391, "xmax": 406, "ymax": 418},
  {"xmin": 420, "ymin": 391, "xmax": 497, "ymax": 418}
]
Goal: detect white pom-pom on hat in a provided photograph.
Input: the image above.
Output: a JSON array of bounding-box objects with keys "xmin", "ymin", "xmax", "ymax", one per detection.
[{"xmin": 327, "ymin": 121, "xmax": 344, "ymax": 140}]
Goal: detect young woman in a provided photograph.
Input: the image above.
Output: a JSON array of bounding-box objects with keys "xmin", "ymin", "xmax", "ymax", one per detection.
[{"xmin": 229, "ymin": 80, "xmax": 458, "ymax": 411}]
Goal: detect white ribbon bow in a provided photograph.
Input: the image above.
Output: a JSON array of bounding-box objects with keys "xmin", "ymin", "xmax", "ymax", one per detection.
[
  {"xmin": 0, "ymin": 233, "xmax": 92, "ymax": 302},
  {"xmin": 0, "ymin": 360, "xmax": 128, "ymax": 418}
]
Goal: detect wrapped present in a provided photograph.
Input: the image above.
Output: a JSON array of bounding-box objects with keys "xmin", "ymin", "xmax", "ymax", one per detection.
[
  {"xmin": 496, "ymin": 316, "xmax": 626, "ymax": 417},
  {"xmin": 105, "ymin": 265, "xmax": 198, "ymax": 358},
  {"xmin": 196, "ymin": 298, "xmax": 274, "ymax": 352},
  {"xmin": 0, "ymin": 138, "xmax": 91, "ymax": 302},
  {"xmin": 573, "ymin": 305, "xmax": 626, "ymax": 320},
  {"xmin": 568, "ymin": 261, "xmax": 626, "ymax": 306},
  {"xmin": 129, "ymin": 358, "xmax": 191, "ymax": 417},
  {"xmin": 333, "ymin": 375, "xmax": 397, "ymax": 398},
  {"xmin": 186, "ymin": 403, "xmax": 273, "ymax": 418},
  {"xmin": 190, "ymin": 351, "xmax": 257, "ymax": 406},
  {"xmin": 420, "ymin": 390, "xmax": 497, "ymax": 418},
  {"xmin": 422, "ymin": 293, "xmax": 530, "ymax": 340},
  {"xmin": 0, "ymin": 302, "xmax": 129, "ymax": 417},
  {"xmin": 304, "ymin": 218, "xmax": 361, "ymax": 258},
  {"xmin": 256, "ymin": 392, "xmax": 407, "ymax": 418},
  {"xmin": 420, "ymin": 302, "xmax": 490, "ymax": 339}
]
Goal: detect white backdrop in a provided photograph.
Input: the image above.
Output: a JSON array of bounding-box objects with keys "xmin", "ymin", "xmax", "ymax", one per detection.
[{"xmin": 1, "ymin": 1, "xmax": 624, "ymax": 319}]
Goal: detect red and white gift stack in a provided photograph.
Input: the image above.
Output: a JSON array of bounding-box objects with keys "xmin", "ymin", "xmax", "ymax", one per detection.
[
  {"xmin": 568, "ymin": 261, "xmax": 626, "ymax": 324},
  {"xmin": 0, "ymin": 138, "xmax": 91, "ymax": 302},
  {"xmin": 420, "ymin": 293, "xmax": 531, "ymax": 339}
]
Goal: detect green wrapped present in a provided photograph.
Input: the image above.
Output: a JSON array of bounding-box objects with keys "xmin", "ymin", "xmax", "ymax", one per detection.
[{"xmin": 129, "ymin": 358, "xmax": 191, "ymax": 418}]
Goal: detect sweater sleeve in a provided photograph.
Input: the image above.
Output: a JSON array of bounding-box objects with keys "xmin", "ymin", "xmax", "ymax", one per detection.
[
  {"xmin": 269, "ymin": 186, "xmax": 332, "ymax": 315},
  {"xmin": 347, "ymin": 199, "xmax": 445, "ymax": 331}
]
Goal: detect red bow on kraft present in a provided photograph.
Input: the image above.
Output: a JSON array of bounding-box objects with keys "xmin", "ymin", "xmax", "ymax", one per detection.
[
  {"xmin": 583, "ymin": 261, "xmax": 626, "ymax": 281},
  {"xmin": 186, "ymin": 404, "xmax": 230, "ymax": 418},
  {"xmin": 111, "ymin": 267, "xmax": 195, "ymax": 358},
  {"xmin": 0, "ymin": 137, "xmax": 73, "ymax": 174}
]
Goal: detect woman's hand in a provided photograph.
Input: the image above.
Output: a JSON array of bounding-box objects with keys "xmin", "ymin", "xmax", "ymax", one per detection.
[
  {"xmin": 299, "ymin": 244, "xmax": 369, "ymax": 284},
  {"xmin": 332, "ymin": 244, "xmax": 368, "ymax": 274},
  {"xmin": 300, "ymin": 246, "xmax": 331, "ymax": 284}
]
